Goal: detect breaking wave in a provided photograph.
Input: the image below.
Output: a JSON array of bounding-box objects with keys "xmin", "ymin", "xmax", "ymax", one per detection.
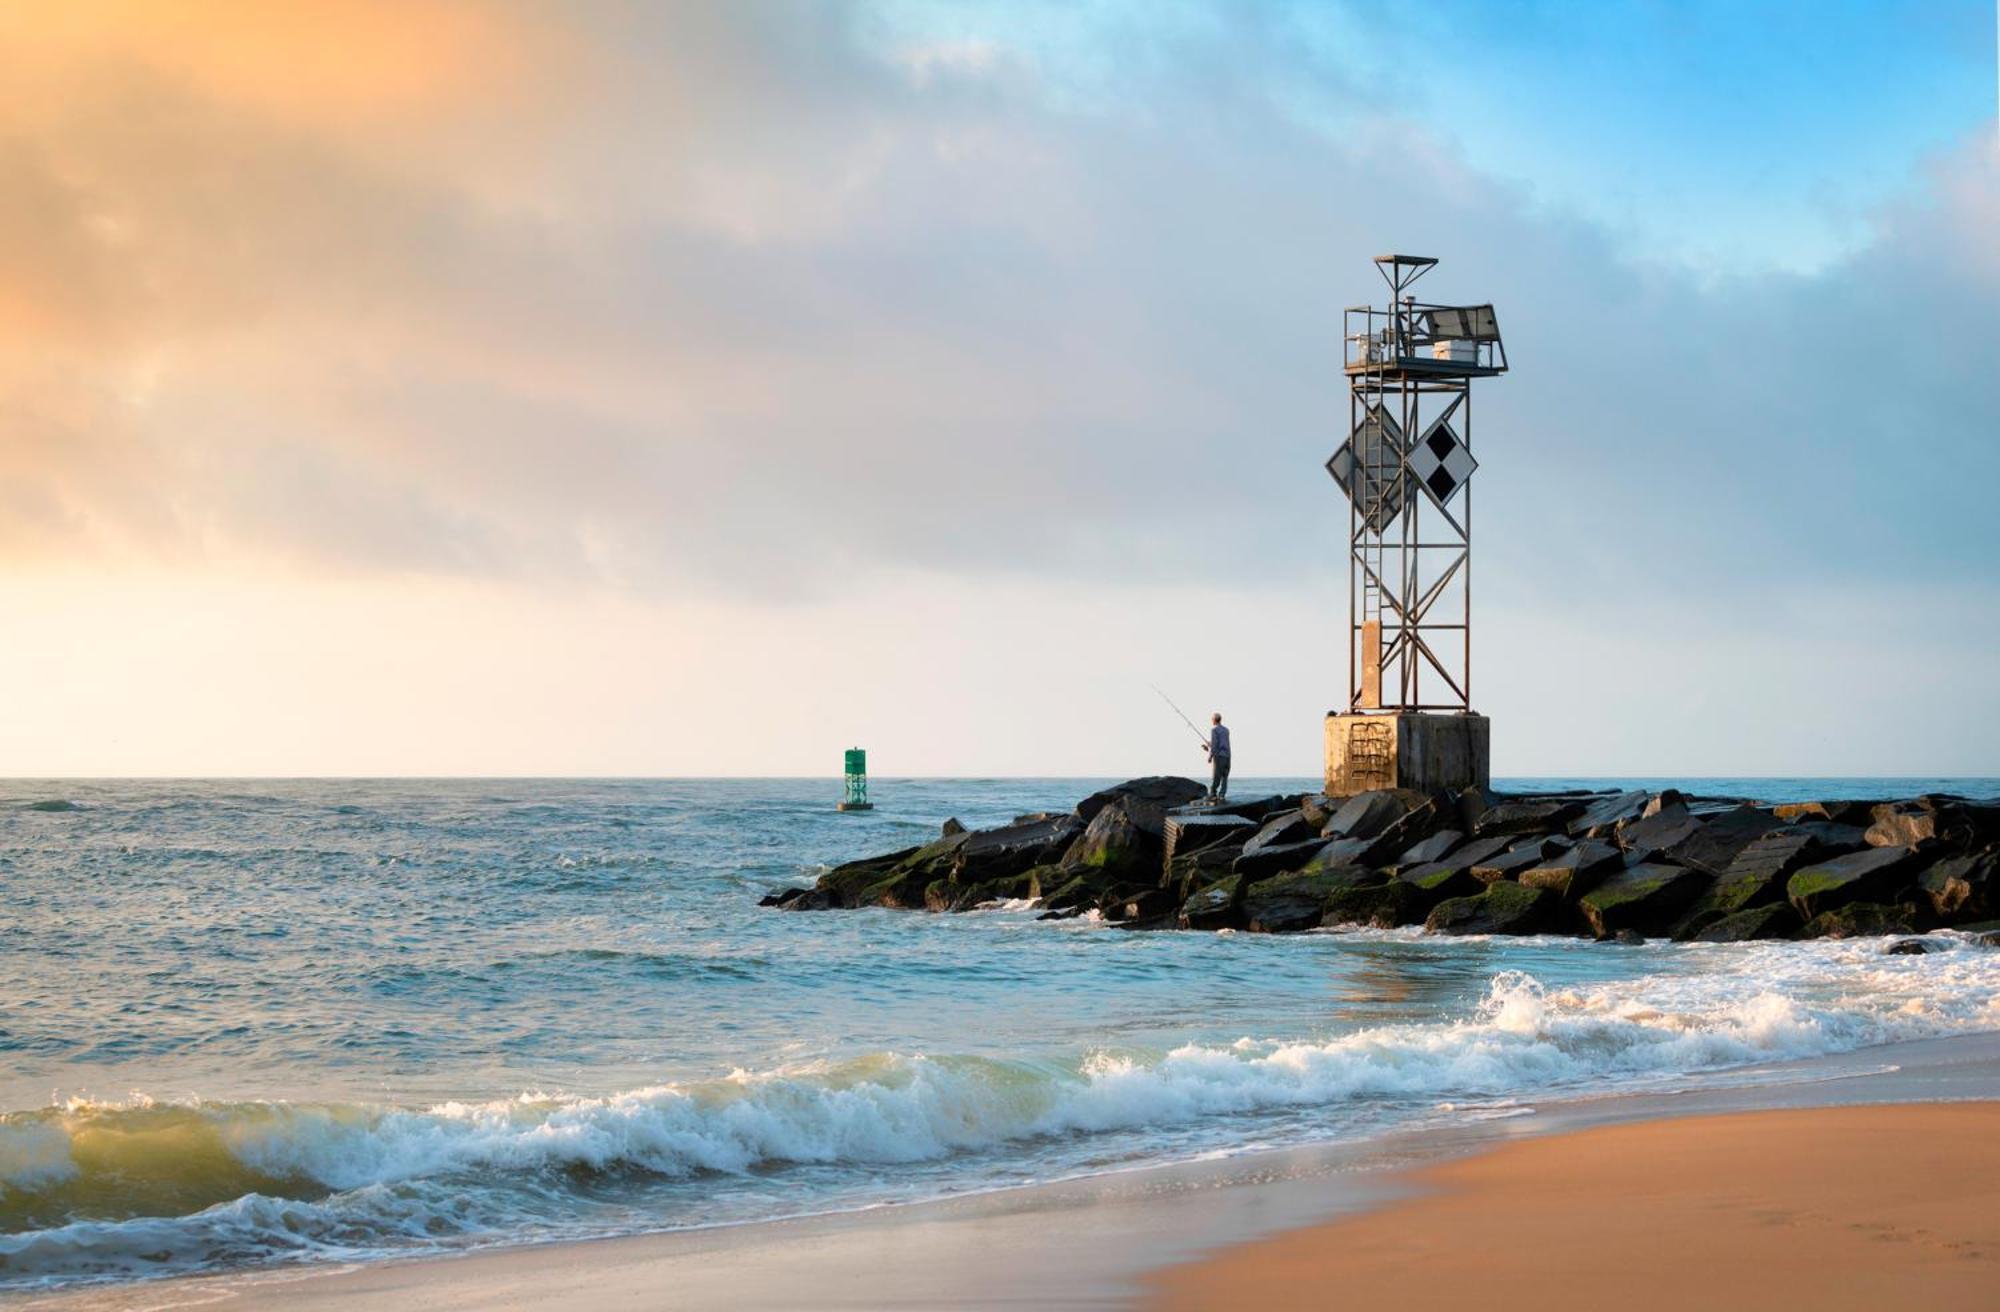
[{"xmin": 5, "ymin": 936, "xmax": 1996, "ymax": 1288}]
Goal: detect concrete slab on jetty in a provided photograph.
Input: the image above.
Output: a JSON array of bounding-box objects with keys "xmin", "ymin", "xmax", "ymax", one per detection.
[{"xmin": 1324, "ymin": 711, "xmax": 1489, "ymax": 794}]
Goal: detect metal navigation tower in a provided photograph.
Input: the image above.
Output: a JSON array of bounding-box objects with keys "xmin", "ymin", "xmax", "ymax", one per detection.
[{"xmin": 1322, "ymin": 255, "xmax": 1507, "ymax": 793}]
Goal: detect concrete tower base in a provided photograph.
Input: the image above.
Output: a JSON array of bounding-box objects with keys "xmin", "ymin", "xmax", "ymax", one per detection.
[{"xmin": 1324, "ymin": 712, "xmax": 1490, "ymax": 796}]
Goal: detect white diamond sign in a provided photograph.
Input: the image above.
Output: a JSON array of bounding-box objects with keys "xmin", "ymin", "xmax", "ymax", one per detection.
[
  {"xmin": 1326, "ymin": 405, "xmax": 1407, "ymax": 533},
  {"xmin": 1407, "ymin": 416, "xmax": 1476, "ymax": 508}
]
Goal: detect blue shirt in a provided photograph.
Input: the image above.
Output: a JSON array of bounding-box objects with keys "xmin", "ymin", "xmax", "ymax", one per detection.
[{"xmin": 1209, "ymin": 724, "xmax": 1231, "ymax": 757}]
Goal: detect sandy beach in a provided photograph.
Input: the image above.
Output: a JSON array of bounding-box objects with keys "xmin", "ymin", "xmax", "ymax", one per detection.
[{"xmin": 1149, "ymin": 1103, "xmax": 2000, "ymax": 1311}]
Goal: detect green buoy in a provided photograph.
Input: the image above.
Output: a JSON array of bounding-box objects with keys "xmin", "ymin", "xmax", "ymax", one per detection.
[{"xmin": 837, "ymin": 747, "xmax": 873, "ymax": 811}]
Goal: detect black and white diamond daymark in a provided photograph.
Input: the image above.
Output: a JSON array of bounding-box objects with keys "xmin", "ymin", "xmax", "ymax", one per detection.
[
  {"xmin": 1326, "ymin": 405, "xmax": 1408, "ymax": 533},
  {"xmin": 1407, "ymin": 417, "xmax": 1477, "ymax": 507}
]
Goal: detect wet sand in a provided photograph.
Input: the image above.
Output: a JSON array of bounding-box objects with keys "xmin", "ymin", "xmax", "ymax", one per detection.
[{"xmin": 1149, "ymin": 1103, "xmax": 2000, "ymax": 1312}]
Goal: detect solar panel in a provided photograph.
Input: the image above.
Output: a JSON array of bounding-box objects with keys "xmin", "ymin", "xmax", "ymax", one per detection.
[{"xmin": 1424, "ymin": 305, "xmax": 1500, "ymax": 343}]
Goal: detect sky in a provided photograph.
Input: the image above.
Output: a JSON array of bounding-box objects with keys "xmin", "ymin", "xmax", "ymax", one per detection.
[{"xmin": 1, "ymin": 0, "xmax": 1996, "ymax": 778}]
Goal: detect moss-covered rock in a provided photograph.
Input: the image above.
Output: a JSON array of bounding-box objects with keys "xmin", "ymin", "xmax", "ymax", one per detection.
[
  {"xmin": 1518, "ymin": 839, "xmax": 1621, "ymax": 901},
  {"xmin": 1241, "ymin": 869, "xmax": 1357, "ymax": 933},
  {"xmin": 1321, "ymin": 876, "xmax": 1425, "ymax": 929},
  {"xmin": 1576, "ymin": 864, "xmax": 1709, "ymax": 939},
  {"xmin": 1692, "ymin": 902, "xmax": 1801, "ymax": 942},
  {"xmin": 926, "ymin": 872, "xmax": 1038, "ymax": 912},
  {"xmin": 1036, "ymin": 871, "xmax": 1115, "ymax": 913},
  {"xmin": 814, "ymin": 845, "xmax": 923, "ymax": 907},
  {"xmin": 1103, "ymin": 886, "xmax": 1178, "ymax": 924},
  {"xmin": 1395, "ymin": 861, "xmax": 1482, "ymax": 904},
  {"xmin": 1180, "ymin": 876, "xmax": 1245, "ymax": 931},
  {"xmin": 1787, "ymin": 846, "xmax": 1920, "ymax": 921},
  {"xmin": 1164, "ymin": 844, "xmax": 1244, "ymax": 899},
  {"xmin": 1470, "ymin": 842, "xmax": 1556, "ymax": 884},
  {"xmin": 1424, "ymin": 882, "xmax": 1560, "ymax": 936},
  {"xmin": 1674, "ymin": 828, "xmax": 1832, "ymax": 938},
  {"xmin": 1801, "ymin": 902, "xmax": 1922, "ymax": 939},
  {"xmin": 1056, "ymin": 801, "xmax": 1163, "ymax": 884}
]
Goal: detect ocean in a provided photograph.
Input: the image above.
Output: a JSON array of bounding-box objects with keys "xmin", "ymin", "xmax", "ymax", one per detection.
[{"xmin": 4, "ymin": 776, "xmax": 1998, "ymax": 1293}]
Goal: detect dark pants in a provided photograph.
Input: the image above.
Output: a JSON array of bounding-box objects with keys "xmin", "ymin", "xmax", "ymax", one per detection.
[{"xmin": 1209, "ymin": 753, "xmax": 1231, "ymax": 799}]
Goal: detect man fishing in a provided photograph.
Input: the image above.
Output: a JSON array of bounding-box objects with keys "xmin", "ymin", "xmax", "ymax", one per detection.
[{"xmin": 1203, "ymin": 713, "xmax": 1231, "ymax": 800}]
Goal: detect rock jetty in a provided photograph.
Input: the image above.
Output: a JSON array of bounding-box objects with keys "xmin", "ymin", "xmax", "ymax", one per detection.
[{"xmin": 762, "ymin": 778, "xmax": 2000, "ymax": 942}]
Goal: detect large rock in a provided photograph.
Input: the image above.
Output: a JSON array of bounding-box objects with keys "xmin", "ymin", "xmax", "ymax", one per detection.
[
  {"xmin": 1441, "ymin": 834, "xmax": 1516, "ymax": 871},
  {"xmin": 1567, "ymin": 790, "xmax": 1652, "ymax": 838},
  {"xmin": 1671, "ymin": 828, "xmax": 1827, "ymax": 939},
  {"xmin": 1519, "ymin": 840, "xmax": 1623, "ymax": 900},
  {"xmin": 1321, "ymin": 871, "xmax": 1426, "ymax": 928},
  {"xmin": 957, "ymin": 813, "xmax": 1084, "ymax": 882},
  {"xmin": 1396, "ymin": 860, "xmax": 1483, "ymax": 906},
  {"xmin": 1164, "ymin": 843, "xmax": 1245, "ymax": 897},
  {"xmin": 1299, "ymin": 831, "xmax": 1403, "ymax": 872},
  {"xmin": 1664, "ymin": 805, "xmax": 1786, "ymax": 875},
  {"xmin": 1866, "ymin": 797, "xmax": 2000, "ymax": 851},
  {"xmin": 1181, "ymin": 793, "xmax": 1304, "ymax": 824},
  {"xmin": 1615, "ymin": 803, "xmax": 1703, "ymax": 856},
  {"xmin": 1787, "ymin": 847, "xmax": 1921, "ymax": 921},
  {"xmin": 1242, "ymin": 810, "xmax": 1319, "ymax": 856},
  {"xmin": 1058, "ymin": 802, "xmax": 1160, "ymax": 883},
  {"xmin": 1232, "ymin": 839, "xmax": 1332, "ymax": 882},
  {"xmin": 1774, "ymin": 799, "xmax": 1884, "ymax": 826},
  {"xmin": 926, "ymin": 872, "xmax": 1035, "ymax": 912},
  {"xmin": 1640, "ymin": 789, "xmax": 1688, "ymax": 817},
  {"xmin": 1102, "ymin": 886, "xmax": 1179, "ymax": 924},
  {"xmin": 815, "ymin": 844, "xmax": 925, "ymax": 907},
  {"xmin": 1032, "ymin": 869, "xmax": 1111, "ymax": 912},
  {"xmin": 1298, "ymin": 793, "xmax": 1340, "ymax": 829},
  {"xmin": 1576, "ymin": 865, "xmax": 1710, "ymax": 939},
  {"xmin": 1425, "ymin": 882, "xmax": 1561, "ymax": 936},
  {"xmin": 1784, "ymin": 820, "xmax": 1870, "ymax": 853},
  {"xmin": 1802, "ymin": 902, "xmax": 1922, "ymax": 939},
  {"xmin": 1471, "ymin": 839, "xmax": 1565, "ymax": 884},
  {"xmin": 1397, "ymin": 828, "xmax": 1465, "ymax": 866},
  {"xmin": 1323, "ymin": 789, "xmax": 1423, "ymax": 839},
  {"xmin": 1076, "ymin": 777, "xmax": 1207, "ymax": 834},
  {"xmin": 1693, "ymin": 902, "xmax": 1802, "ymax": 942},
  {"xmin": 1243, "ymin": 870, "xmax": 1355, "ymax": 933},
  {"xmin": 1918, "ymin": 851, "xmax": 1997, "ymax": 922},
  {"xmin": 1865, "ymin": 801, "xmax": 1948, "ymax": 850},
  {"xmin": 1373, "ymin": 791, "xmax": 1459, "ymax": 851},
  {"xmin": 1163, "ymin": 813, "xmax": 1258, "ymax": 869},
  {"xmin": 1474, "ymin": 798, "xmax": 1585, "ymax": 839},
  {"xmin": 1180, "ymin": 876, "xmax": 1245, "ymax": 931}
]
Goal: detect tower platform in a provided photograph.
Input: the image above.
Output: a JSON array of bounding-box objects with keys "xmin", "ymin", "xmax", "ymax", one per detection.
[{"xmin": 1324, "ymin": 712, "xmax": 1489, "ymax": 795}]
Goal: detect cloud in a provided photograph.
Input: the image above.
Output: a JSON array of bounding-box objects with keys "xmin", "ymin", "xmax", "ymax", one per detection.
[{"xmin": 0, "ymin": 0, "xmax": 1993, "ymax": 617}]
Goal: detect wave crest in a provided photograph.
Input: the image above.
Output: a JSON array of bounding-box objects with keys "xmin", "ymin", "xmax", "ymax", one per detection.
[{"xmin": 5, "ymin": 940, "xmax": 1997, "ymax": 1287}]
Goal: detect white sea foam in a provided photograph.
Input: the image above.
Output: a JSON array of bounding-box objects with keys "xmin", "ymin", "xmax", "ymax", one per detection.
[{"xmin": 7, "ymin": 936, "xmax": 1997, "ymax": 1285}]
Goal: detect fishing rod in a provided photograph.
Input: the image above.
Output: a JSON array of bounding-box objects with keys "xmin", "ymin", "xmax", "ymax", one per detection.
[{"xmin": 1149, "ymin": 683, "xmax": 1210, "ymax": 748}]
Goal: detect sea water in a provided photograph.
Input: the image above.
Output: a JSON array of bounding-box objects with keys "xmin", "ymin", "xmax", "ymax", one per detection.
[{"xmin": 3, "ymin": 777, "xmax": 1998, "ymax": 1291}]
